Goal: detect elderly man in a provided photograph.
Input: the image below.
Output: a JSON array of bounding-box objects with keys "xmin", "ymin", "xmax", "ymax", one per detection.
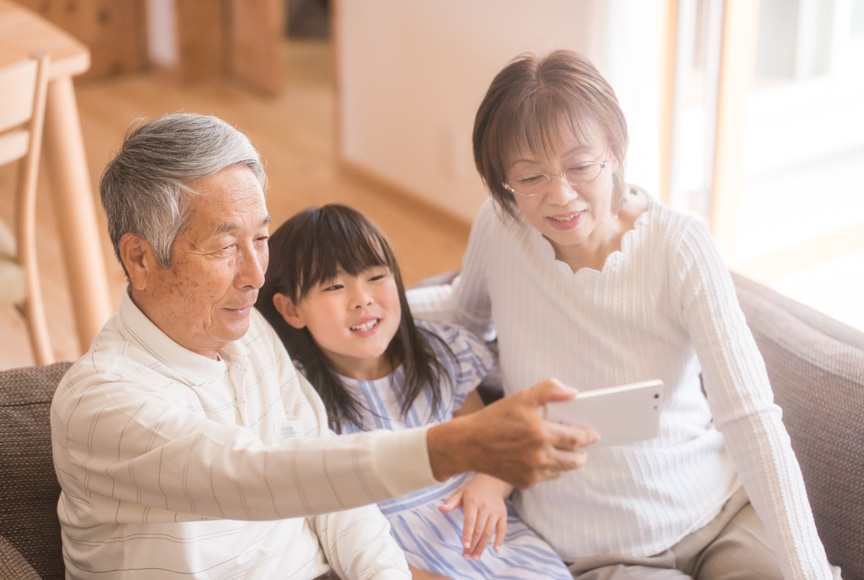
[{"xmin": 50, "ymin": 113, "xmax": 595, "ymax": 579}]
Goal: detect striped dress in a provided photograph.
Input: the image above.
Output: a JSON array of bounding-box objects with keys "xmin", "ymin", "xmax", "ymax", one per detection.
[{"xmin": 337, "ymin": 320, "xmax": 572, "ymax": 579}]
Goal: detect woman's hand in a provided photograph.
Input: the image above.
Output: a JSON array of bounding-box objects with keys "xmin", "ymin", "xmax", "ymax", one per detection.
[{"xmin": 439, "ymin": 474, "xmax": 514, "ymax": 559}]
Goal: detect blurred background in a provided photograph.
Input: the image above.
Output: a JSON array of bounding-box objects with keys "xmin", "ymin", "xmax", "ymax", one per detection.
[{"xmin": 1, "ymin": 0, "xmax": 862, "ymax": 369}]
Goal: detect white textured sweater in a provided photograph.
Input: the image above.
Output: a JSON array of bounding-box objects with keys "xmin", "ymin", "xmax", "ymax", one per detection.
[{"xmin": 408, "ymin": 196, "xmax": 834, "ymax": 579}]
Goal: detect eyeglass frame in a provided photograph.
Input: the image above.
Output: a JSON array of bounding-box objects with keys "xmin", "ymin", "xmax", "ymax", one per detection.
[{"xmin": 502, "ymin": 158, "xmax": 608, "ymax": 198}]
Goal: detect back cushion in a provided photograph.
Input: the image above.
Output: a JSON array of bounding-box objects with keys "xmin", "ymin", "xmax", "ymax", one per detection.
[
  {"xmin": 0, "ymin": 362, "xmax": 72, "ymax": 579},
  {"xmin": 733, "ymin": 273, "xmax": 864, "ymax": 578}
]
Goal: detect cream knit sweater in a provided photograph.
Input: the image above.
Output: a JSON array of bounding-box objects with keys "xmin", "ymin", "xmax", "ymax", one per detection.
[{"xmin": 408, "ymin": 196, "xmax": 835, "ymax": 579}]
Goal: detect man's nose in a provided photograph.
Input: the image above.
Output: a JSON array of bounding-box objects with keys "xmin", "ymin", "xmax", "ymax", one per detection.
[{"xmin": 237, "ymin": 245, "xmax": 267, "ymax": 288}]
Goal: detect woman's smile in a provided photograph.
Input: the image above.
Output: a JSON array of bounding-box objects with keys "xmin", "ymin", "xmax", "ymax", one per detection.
[{"xmin": 547, "ymin": 210, "xmax": 586, "ymax": 230}]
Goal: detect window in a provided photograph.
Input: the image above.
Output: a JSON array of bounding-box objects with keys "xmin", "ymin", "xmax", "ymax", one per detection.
[{"xmin": 668, "ymin": 0, "xmax": 864, "ymax": 330}]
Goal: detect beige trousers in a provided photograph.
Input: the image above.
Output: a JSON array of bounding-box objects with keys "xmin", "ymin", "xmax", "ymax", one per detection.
[{"xmin": 567, "ymin": 486, "xmax": 785, "ymax": 580}]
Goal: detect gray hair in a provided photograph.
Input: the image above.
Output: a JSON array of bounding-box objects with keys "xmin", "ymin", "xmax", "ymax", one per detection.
[{"xmin": 100, "ymin": 113, "xmax": 267, "ymax": 273}]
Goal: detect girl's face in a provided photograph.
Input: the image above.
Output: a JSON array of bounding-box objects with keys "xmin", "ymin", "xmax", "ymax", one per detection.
[
  {"xmin": 278, "ymin": 265, "xmax": 402, "ymax": 380},
  {"xmin": 504, "ymin": 131, "xmax": 618, "ymax": 264}
]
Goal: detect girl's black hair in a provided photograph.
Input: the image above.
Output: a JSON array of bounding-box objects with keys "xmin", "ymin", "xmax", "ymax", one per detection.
[{"xmin": 255, "ymin": 204, "xmax": 449, "ymax": 433}]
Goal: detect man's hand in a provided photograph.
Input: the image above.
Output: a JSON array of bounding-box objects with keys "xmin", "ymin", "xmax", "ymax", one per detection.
[{"xmin": 427, "ymin": 379, "xmax": 598, "ymax": 488}]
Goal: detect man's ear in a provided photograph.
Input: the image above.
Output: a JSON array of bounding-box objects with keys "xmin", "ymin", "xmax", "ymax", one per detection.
[
  {"xmin": 118, "ymin": 233, "xmax": 154, "ymax": 291},
  {"xmin": 272, "ymin": 293, "xmax": 306, "ymax": 329}
]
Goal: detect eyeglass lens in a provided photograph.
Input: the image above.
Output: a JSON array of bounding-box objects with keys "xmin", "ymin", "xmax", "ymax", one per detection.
[{"xmin": 507, "ymin": 161, "xmax": 605, "ymax": 196}]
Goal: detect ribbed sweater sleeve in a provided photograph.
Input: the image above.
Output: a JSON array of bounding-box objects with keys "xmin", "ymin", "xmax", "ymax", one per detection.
[{"xmin": 673, "ymin": 219, "xmax": 833, "ymax": 579}]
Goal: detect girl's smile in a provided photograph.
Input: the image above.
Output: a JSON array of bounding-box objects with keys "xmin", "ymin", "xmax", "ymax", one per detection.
[
  {"xmin": 350, "ymin": 316, "xmax": 381, "ymax": 335},
  {"xmin": 277, "ymin": 265, "xmax": 402, "ymax": 380}
]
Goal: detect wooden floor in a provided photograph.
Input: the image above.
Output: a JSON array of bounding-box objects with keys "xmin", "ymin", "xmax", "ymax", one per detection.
[{"xmin": 0, "ymin": 39, "xmax": 470, "ymax": 370}]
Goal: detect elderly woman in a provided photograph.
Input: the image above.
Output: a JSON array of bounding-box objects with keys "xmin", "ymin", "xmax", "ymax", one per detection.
[{"xmin": 409, "ymin": 50, "xmax": 840, "ymax": 579}]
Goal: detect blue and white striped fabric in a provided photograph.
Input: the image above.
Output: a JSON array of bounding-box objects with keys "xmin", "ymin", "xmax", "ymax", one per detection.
[{"xmin": 338, "ymin": 320, "xmax": 571, "ymax": 579}]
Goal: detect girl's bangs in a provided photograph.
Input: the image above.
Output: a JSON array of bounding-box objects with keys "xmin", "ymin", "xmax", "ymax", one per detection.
[{"xmin": 298, "ymin": 220, "xmax": 391, "ymax": 295}]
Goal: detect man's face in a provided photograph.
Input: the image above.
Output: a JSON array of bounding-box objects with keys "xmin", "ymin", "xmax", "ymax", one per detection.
[{"xmin": 130, "ymin": 165, "xmax": 271, "ymax": 359}]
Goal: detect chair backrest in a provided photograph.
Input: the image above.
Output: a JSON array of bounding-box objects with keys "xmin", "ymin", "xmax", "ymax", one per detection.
[{"xmin": 0, "ymin": 52, "xmax": 53, "ymax": 364}]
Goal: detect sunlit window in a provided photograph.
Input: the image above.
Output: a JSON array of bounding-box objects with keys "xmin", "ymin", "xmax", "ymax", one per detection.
[{"xmin": 668, "ymin": 0, "xmax": 864, "ymax": 331}]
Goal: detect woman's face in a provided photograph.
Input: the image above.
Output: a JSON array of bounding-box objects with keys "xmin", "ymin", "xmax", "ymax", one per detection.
[{"xmin": 504, "ymin": 131, "xmax": 618, "ymax": 260}]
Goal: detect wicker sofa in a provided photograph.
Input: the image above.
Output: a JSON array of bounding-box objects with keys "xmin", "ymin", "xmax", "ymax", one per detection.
[{"xmin": 1, "ymin": 273, "xmax": 862, "ymax": 578}]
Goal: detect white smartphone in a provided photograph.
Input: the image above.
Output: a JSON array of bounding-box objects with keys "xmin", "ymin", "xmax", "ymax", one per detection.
[{"xmin": 545, "ymin": 379, "xmax": 664, "ymax": 447}]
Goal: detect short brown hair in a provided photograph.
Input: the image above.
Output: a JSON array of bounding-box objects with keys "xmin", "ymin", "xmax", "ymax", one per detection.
[{"xmin": 473, "ymin": 50, "xmax": 629, "ymax": 217}]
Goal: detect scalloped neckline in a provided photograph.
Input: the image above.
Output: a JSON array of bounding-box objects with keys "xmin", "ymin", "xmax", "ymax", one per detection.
[{"xmin": 549, "ymin": 192, "xmax": 655, "ymax": 276}]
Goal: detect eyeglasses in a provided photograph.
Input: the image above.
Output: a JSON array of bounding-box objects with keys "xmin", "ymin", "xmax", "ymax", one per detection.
[{"xmin": 503, "ymin": 159, "xmax": 608, "ymax": 197}]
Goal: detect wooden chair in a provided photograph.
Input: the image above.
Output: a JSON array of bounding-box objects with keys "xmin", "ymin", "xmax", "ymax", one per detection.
[{"xmin": 0, "ymin": 52, "xmax": 53, "ymax": 364}]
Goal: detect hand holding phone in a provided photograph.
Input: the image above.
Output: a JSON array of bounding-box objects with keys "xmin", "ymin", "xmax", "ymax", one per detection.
[{"xmin": 545, "ymin": 380, "xmax": 664, "ymax": 447}]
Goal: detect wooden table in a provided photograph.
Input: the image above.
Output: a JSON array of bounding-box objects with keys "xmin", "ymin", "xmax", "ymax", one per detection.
[{"xmin": 0, "ymin": 0, "xmax": 112, "ymax": 355}]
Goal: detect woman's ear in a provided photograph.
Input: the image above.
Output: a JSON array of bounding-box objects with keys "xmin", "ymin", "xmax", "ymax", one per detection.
[{"xmin": 272, "ymin": 293, "xmax": 306, "ymax": 329}]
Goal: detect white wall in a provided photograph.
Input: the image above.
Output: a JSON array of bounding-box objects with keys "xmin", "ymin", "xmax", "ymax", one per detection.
[
  {"xmin": 336, "ymin": 0, "xmax": 665, "ymax": 222},
  {"xmin": 146, "ymin": 0, "xmax": 178, "ymax": 68}
]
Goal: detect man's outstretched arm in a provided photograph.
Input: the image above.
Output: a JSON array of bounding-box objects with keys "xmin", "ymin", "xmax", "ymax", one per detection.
[{"xmin": 427, "ymin": 378, "xmax": 598, "ymax": 489}]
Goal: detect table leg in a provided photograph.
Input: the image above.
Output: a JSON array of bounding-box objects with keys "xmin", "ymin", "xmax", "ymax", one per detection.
[{"xmin": 42, "ymin": 75, "xmax": 113, "ymax": 354}]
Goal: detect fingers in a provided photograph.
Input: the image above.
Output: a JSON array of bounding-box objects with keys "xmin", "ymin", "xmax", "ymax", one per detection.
[
  {"xmin": 456, "ymin": 486, "xmax": 508, "ymax": 560},
  {"xmin": 438, "ymin": 488, "xmax": 463, "ymax": 514},
  {"xmin": 460, "ymin": 505, "xmax": 477, "ymax": 552},
  {"xmin": 427, "ymin": 378, "xmax": 598, "ymax": 489},
  {"xmin": 537, "ymin": 424, "xmax": 595, "ymax": 480},
  {"xmin": 408, "ymin": 565, "xmax": 453, "ymax": 580},
  {"xmin": 506, "ymin": 420, "xmax": 597, "ymax": 489},
  {"xmin": 519, "ymin": 382, "xmax": 598, "ymax": 486},
  {"xmin": 465, "ymin": 512, "xmax": 494, "ymax": 559},
  {"xmin": 547, "ymin": 419, "xmax": 599, "ymax": 452},
  {"xmin": 525, "ymin": 377, "xmax": 577, "ymax": 405},
  {"xmin": 493, "ymin": 515, "xmax": 506, "ymax": 552},
  {"xmin": 462, "ymin": 507, "xmax": 504, "ymax": 560},
  {"xmin": 462, "ymin": 512, "xmax": 506, "ymax": 559}
]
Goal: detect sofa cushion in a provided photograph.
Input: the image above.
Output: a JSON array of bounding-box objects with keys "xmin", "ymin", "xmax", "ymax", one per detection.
[
  {"xmin": 732, "ymin": 272, "xmax": 864, "ymax": 578},
  {"xmin": 0, "ymin": 535, "xmax": 41, "ymax": 580},
  {"xmin": 0, "ymin": 362, "xmax": 72, "ymax": 580}
]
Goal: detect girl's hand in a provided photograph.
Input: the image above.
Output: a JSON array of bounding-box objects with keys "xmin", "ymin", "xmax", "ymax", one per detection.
[
  {"xmin": 409, "ymin": 565, "xmax": 451, "ymax": 579},
  {"xmin": 439, "ymin": 474, "xmax": 513, "ymax": 559}
]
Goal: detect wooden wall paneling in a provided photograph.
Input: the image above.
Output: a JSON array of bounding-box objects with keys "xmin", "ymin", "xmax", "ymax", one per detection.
[
  {"xmin": 8, "ymin": 0, "xmax": 147, "ymax": 79},
  {"xmin": 83, "ymin": 0, "xmax": 147, "ymax": 78},
  {"xmin": 226, "ymin": 0, "xmax": 284, "ymax": 95},
  {"xmin": 10, "ymin": 0, "xmax": 285, "ymax": 89},
  {"xmin": 174, "ymin": 0, "xmax": 226, "ymax": 82}
]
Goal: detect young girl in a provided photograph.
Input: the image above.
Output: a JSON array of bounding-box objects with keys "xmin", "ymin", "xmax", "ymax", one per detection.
[{"xmin": 255, "ymin": 204, "xmax": 571, "ymax": 580}]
